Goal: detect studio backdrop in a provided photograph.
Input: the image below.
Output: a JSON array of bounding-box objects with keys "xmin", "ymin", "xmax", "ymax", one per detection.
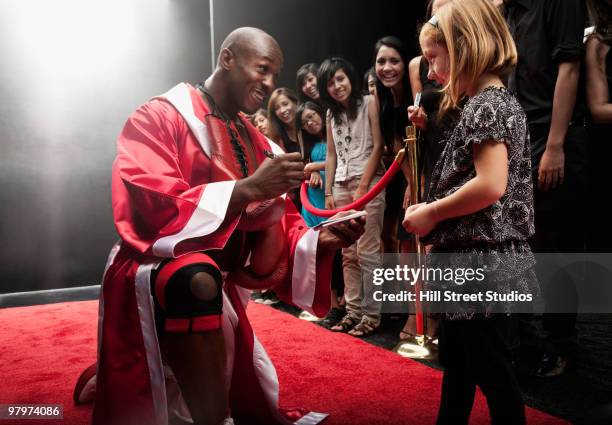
[{"xmin": 0, "ymin": 0, "xmax": 425, "ymax": 293}]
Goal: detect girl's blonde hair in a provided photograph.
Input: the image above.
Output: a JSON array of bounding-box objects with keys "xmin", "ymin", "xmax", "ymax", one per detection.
[{"xmin": 420, "ymin": 0, "xmax": 517, "ymax": 117}]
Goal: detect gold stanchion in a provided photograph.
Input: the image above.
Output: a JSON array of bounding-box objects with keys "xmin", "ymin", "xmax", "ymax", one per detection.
[{"xmin": 393, "ymin": 125, "xmax": 436, "ymax": 360}]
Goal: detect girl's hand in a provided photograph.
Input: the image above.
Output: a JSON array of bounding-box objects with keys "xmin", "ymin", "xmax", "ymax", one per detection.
[
  {"xmin": 407, "ymin": 106, "xmax": 428, "ymax": 130},
  {"xmin": 325, "ymin": 194, "xmax": 335, "ymax": 210},
  {"xmin": 309, "ymin": 171, "xmax": 323, "ymax": 188},
  {"xmin": 304, "ymin": 162, "xmax": 316, "ymax": 174},
  {"xmin": 402, "ymin": 202, "xmax": 438, "ymax": 237},
  {"xmin": 353, "ymin": 185, "xmax": 367, "ymax": 202}
]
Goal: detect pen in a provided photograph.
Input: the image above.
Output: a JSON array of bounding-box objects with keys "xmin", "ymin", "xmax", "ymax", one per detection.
[{"xmin": 414, "ymin": 92, "xmax": 421, "ymax": 109}]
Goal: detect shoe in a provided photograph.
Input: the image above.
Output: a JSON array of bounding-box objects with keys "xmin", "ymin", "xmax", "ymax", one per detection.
[
  {"xmin": 330, "ymin": 314, "xmax": 360, "ymax": 332},
  {"xmin": 322, "ymin": 307, "xmax": 345, "ymax": 327},
  {"xmin": 348, "ymin": 317, "xmax": 379, "ymax": 337},
  {"xmin": 261, "ymin": 290, "xmax": 280, "ymax": 305},
  {"xmin": 535, "ymin": 354, "xmax": 568, "ymax": 378},
  {"xmin": 251, "ymin": 291, "xmax": 265, "ymax": 303}
]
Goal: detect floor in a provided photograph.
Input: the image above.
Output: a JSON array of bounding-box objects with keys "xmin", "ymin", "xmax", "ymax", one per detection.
[{"xmin": 2, "ymin": 286, "xmax": 611, "ymax": 424}]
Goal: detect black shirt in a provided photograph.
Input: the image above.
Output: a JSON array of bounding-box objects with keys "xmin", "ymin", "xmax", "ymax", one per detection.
[{"xmin": 504, "ymin": 0, "xmax": 586, "ymax": 126}]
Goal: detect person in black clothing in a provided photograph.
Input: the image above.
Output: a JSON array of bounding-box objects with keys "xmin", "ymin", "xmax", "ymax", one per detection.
[
  {"xmin": 585, "ymin": 0, "xmax": 612, "ymax": 253},
  {"xmin": 372, "ymin": 36, "xmax": 413, "ymax": 259},
  {"xmin": 504, "ymin": 0, "xmax": 588, "ymax": 377}
]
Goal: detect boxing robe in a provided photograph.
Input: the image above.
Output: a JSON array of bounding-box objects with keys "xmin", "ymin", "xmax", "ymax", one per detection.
[{"xmin": 75, "ymin": 83, "xmax": 333, "ymax": 425}]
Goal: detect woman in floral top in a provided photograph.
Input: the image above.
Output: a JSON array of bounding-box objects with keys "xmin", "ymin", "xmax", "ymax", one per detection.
[{"xmin": 403, "ymin": 1, "xmax": 538, "ymax": 424}]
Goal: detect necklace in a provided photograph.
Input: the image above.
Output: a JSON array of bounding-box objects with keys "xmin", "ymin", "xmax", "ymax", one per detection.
[
  {"xmin": 196, "ymin": 83, "xmax": 251, "ymax": 178},
  {"xmin": 335, "ymin": 112, "xmax": 352, "ymax": 164}
]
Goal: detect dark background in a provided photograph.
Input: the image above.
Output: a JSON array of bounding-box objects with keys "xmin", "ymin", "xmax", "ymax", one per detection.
[{"xmin": 0, "ymin": 0, "xmax": 426, "ymax": 293}]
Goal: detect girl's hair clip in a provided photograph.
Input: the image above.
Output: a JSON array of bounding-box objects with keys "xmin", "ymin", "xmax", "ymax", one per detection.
[{"xmin": 428, "ymin": 15, "xmax": 439, "ymax": 28}]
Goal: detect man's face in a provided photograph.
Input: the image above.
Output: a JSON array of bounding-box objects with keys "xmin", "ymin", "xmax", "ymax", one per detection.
[{"xmin": 229, "ymin": 44, "xmax": 282, "ymax": 114}]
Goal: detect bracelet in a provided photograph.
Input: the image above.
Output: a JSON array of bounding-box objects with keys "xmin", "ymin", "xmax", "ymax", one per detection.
[{"xmin": 325, "ymin": 194, "xmax": 333, "ymax": 197}]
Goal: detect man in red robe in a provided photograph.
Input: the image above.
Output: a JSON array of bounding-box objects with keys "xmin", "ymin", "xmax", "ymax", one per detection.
[{"xmin": 74, "ymin": 27, "xmax": 365, "ymax": 425}]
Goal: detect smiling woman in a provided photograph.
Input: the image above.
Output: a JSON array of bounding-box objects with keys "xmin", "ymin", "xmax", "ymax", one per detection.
[
  {"xmin": 317, "ymin": 56, "xmax": 387, "ymax": 337},
  {"xmin": 267, "ymin": 87, "xmax": 300, "ymax": 152},
  {"xmin": 267, "ymin": 87, "xmax": 301, "ymax": 210},
  {"xmin": 373, "ymin": 36, "xmax": 412, "ymax": 153},
  {"xmin": 296, "ymin": 63, "xmax": 321, "ymax": 103}
]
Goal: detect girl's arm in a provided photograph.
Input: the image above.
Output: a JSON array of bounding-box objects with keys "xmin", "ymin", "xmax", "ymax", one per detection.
[
  {"xmin": 403, "ymin": 140, "xmax": 508, "ymax": 236},
  {"xmin": 408, "ymin": 56, "xmax": 423, "ymax": 101},
  {"xmin": 325, "ymin": 115, "xmax": 337, "ymax": 209},
  {"xmin": 304, "ymin": 161, "xmax": 326, "ymax": 173},
  {"xmin": 354, "ymin": 96, "xmax": 385, "ymax": 200},
  {"xmin": 586, "ymin": 36, "xmax": 612, "ymax": 124},
  {"xmin": 407, "ymin": 56, "xmax": 428, "ymax": 130}
]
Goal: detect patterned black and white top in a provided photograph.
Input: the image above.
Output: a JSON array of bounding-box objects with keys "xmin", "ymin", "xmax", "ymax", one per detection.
[
  {"xmin": 423, "ymin": 86, "xmax": 535, "ymax": 247},
  {"xmin": 421, "ymin": 87, "xmax": 539, "ymax": 318}
]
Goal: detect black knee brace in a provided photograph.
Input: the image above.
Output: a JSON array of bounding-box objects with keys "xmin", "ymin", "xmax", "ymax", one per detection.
[{"xmin": 151, "ymin": 254, "xmax": 223, "ymax": 334}]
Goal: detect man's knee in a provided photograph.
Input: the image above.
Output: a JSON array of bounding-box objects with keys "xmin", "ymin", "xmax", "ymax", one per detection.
[
  {"xmin": 190, "ymin": 271, "xmax": 221, "ymax": 301},
  {"xmin": 153, "ymin": 256, "xmax": 224, "ymax": 334}
]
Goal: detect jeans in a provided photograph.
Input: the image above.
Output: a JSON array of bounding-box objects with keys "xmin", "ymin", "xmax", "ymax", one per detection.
[{"xmin": 333, "ymin": 175, "xmax": 385, "ymax": 324}]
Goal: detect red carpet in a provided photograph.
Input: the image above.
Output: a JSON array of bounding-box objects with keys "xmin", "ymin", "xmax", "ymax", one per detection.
[{"xmin": 0, "ymin": 301, "xmax": 567, "ymax": 425}]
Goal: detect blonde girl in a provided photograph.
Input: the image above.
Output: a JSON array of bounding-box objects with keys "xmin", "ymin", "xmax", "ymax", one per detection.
[{"xmin": 403, "ymin": 1, "xmax": 538, "ymax": 423}]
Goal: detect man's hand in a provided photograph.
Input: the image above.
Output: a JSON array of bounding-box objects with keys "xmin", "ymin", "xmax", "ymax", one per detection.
[
  {"xmin": 244, "ymin": 152, "xmax": 305, "ymax": 201},
  {"xmin": 317, "ymin": 210, "xmax": 366, "ymax": 251},
  {"xmin": 538, "ymin": 145, "xmax": 565, "ymax": 191}
]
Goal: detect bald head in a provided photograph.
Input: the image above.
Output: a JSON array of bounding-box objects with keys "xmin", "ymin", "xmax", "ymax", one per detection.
[
  {"xmin": 217, "ymin": 27, "xmax": 283, "ymax": 69},
  {"xmin": 206, "ymin": 27, "xmax": 283, "ymax": 117}
]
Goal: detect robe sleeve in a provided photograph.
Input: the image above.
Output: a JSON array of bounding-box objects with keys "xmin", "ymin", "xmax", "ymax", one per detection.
[
  {"xmin": 112, "ymin": 99, "xmax": 240, "ymax": 257},
  {"xmin": 274, "ymin": 198, "xmax": 334, "ymax": 318}
]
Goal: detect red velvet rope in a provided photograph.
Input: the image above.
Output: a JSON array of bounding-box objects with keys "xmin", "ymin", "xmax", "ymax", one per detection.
[{"xmin": 300, "ymin": 159, "xmax": 403, "ymax": 218}]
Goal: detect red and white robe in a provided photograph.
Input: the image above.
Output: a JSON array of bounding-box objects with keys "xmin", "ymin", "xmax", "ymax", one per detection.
[{"xmin": 75, "ymin": 83, "xmax": 333, "ymax": 425}]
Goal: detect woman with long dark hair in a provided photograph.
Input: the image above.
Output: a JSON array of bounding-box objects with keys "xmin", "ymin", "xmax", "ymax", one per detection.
[
  {"xmin": 363, "ymin": 67, "xmax": 377, "ymax": 98},
  {"xmin": 374, "ymin": 36, "xmax": 412, "ymax": 154},
  {"xmin": 268, "ymin": 88, "xmax": 301, "ymax": 211},
  {"xmin": 267, "ymin": 88, "xmax": 300, "ymax": 154},
  {"xmin": 249, "ymin": 108, "xmax": 270, "ymax": 137},
  {"xmin": 296, "ymin": 63, "xmax": 321, "ymax": 104},
  {"xmin": 296, "ymin": 101, "xmax": 327, "ymax": 227},
  {"xmin": 318, "ymin": 57, "xmax": 386, "ymax": 337}
]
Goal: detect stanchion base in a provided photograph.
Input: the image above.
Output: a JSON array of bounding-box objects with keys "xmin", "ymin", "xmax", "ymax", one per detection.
[{"xmin": 393, "ymin": 335, "xmax": 437, "ymax": 360}]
